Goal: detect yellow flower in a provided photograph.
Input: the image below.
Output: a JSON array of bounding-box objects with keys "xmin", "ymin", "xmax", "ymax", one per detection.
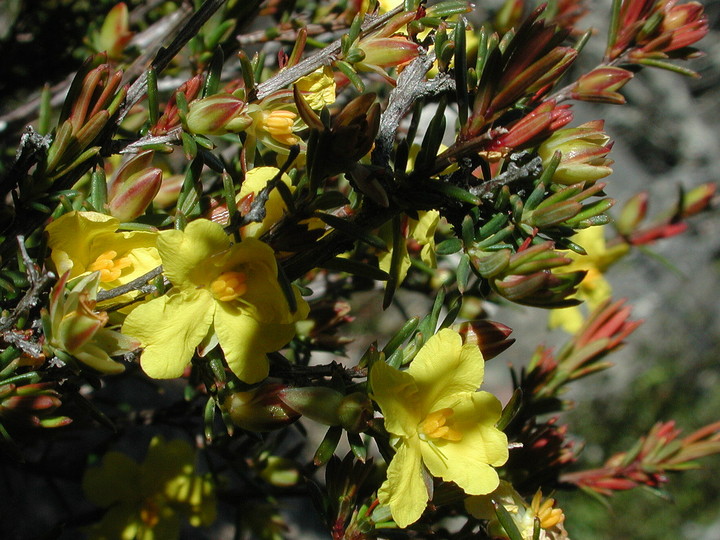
[
  {"xmin": 379, "ymin": 211, "xmax": 440, "ymax": 284},
  {"xmin": 122, "ymin": 219, "xmax": 309, "ymax": 382},
  {"xmin": 295, "ymin": 66, "xmax": 336, "ymax": 109},
  {"xmin": 466, "ymin": 481, "xmax": 568, "ymax": 540},
  {"xmin": 45, "ymin": 211, "xmax": 161, "ymax": 305},
  {"xmin": 246, "ymin": 104, "xmax": 303, "ymax": 154},
  {"xmin": 237, "ymin": 166, "xmax": 294, "ymax": 239},
  {"xmin": 83, "ymin": 436, "xmax": 216, "ymax": 540},
  {"xmin": 549, "ymin": 226, "xmax": 629, "ymax": 333},
  {"xmin": 370, "ymin": 329, "xmax": 508, "ymax": 528}
]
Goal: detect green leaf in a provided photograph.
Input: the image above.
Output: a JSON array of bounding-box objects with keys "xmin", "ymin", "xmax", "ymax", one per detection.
[
  {"xmin": 347, "ymin": 431, "xmax": 367, "ymax": 462},
  {"xmin": 314, "ymin": 425, "xmax": 342, "ymax": 466},
  {"xmin": 456, "ymin": 253, "xmax": 472, "ymax": 293},
  {"xmin": 335, "ymin": 60, "xmax": 365, "ymax": 92},
  {"xmin": 382, "ymin": 317, "xmax": 420, "ymax": 356},
  {"xmin": 493, "ymin": 501, "xmax": 524, "ymax": 540},
  {"xmin": 435, "ymin": 238, "xmax": 463, "ymax": 255},
  {"xmin": 497, "ymin": 388, "xmax": 523, "ymax": 430},
  {"xmin": 202, "ymin": 47, "xmax": 225, "ymax": 97}
]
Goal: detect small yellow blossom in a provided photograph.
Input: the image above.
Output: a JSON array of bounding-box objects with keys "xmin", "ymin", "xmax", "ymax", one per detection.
[
  {"xmin": 83, "ymin": 436, "xmax": 216, "ymax": 540},
  {"xmin": 379, "ymin": 211, "xmax": 440, "ymax": 284},
  {"xmin": 549, "ymin": 225, "xmax": 629, "ymax": 333},
  {"xmin": 295, "ymin": 66, "xmax": 336, "ymax": 109},
  {"xmin": 370, "ymin": 329, "xmax": 508, "ymax": 528},
  {"xmin": 261, "ymin": 110, "xmax": 299, "ymax": 146},
  {"xmin": 466, "ymin": 481, "xmax": 568, "ymax": 540},
  {"xmin": 122, "ymin": 219, "xmax": 308, "ymax": 382},
  {"xmin": 237, "ymin": 167, "xmax": 294, "ymax": 239},
  {"xmin": 45, "ymin": 211, "xmax": 161, "ymax": 305}
]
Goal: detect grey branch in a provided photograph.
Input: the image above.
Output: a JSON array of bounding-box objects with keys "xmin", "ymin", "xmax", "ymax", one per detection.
[
  {"xmin": 253, "ymin": 6, "xmax": 403, "ymax": 101},
  {"xmin": 96, "ymin": 265, "xmax": 165, "ymax": 302},
  {"xmin": 374, "ymin": 50, "xmax": 455, "ymax": 166}
]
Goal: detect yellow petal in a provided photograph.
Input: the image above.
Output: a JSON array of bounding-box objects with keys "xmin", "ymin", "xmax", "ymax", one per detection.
[
  {"xmin": 369, "ymin": 359, "xmax": 420, "ymax": 438},
  {"xmin": 420, "ymin": 392, "xmax": 507, "ymax": 495},
  {"xmin": 214, "ymin": 307, "xmax": 297, "ymax": 383},
  {"xmin": 378, "ymin": 437, "xmax": 429, "ymax": 528},
  {"xmin": 159, "ymin": 219, "xmax": 231, "ymax": 288},
  {"xmin": 408, "ymin": 329, "xmax": 484, "ymax": 413},
  {"xmin": 143, "ymin": 436, "xmax": 195, "ymax": 487},
  {"xmin": 222, "ymin": 238, "xmax": 308, "ymax": 324},
  {"xmin": 238, "ymin": 167, "xmax": 294, "ymax": 239},
  {"xmin": 46, "ymin": 211, "xmax": 119, "ymax": 273},
  {"xmin": 83, "ymin": 451, "xmax": 141, "ymax": 506},
  {"xmin": 122, "ymin": 289, "xmax": 214, "ymax": 378},
  {"xmin": 45, "ymin": 211, "xmax": 159, "ymax": 289}
]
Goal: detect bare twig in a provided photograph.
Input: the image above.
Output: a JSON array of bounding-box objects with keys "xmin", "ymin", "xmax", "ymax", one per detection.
[
  {"xmin": 96, "ymin": 265, "xmax": 165, "ymax": 302},
  {"xmin": 373, "ymin": 50, "xmax": 455, "ymax": 167},
  {"xmin": 253, "ymin": 6, "xmax": 404, "ymax": 101}
]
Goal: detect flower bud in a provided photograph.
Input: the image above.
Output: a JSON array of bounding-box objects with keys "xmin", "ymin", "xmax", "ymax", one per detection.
[
  {"xmin": 41, "ymin": 271, "xmax": 137, "ymax": 374},
  {"xmin": 681, "ymin": 182, "xmax": 716, "ymax": 217},
  {"xmin": 489, "ymin": 101, "xmax": 573, "ymax": 153},
  {"xmin": 336, "ymin": 392, "xmax": 373, "ymax": 433},
  {"xmin": 537, "ymin": 120, "xmax": 613, "ymax": 185},
  {"xmin": 453, "ymin": 320, "xmax": 515, "ymax": 361},
  {"xmin": 107, "ymin": 151, "xmax": 162, "ymax": 222},
  {"xmin": 357, "ymin": 37, "xmax": 420, "ymax": 69},
  {"xmin": 0, "ymin": 382, "xmax": 71, "ymax": 429},
  {"xmin": 93, "ymin": 2, "xmax": 133, "ymax": 60},
  {"xmin": 615, "ymin": 192, "xmax": 649, "ymax": 236},
  {"xmin": 572, "ymin": 67, "xmax": 633, "ymax": 105},
  {"xmin": 185, "ymin": 94, "xmax": 252, "ymax": 136},
  {"xmin": 278, "ymin": 387, "xmax": 373, "ymax": 432},
  {"xmin": 223, "ymin": 383, "xmax": 300, "ymax": 432}
]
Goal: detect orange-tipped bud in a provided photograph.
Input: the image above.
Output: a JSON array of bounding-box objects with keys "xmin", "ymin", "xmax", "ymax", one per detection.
[
  {"xmin": 93, "ymin": 2, "xmax": 133, "ymax": 60},
  {"xmin": 185, "ymin": 94, "xmax": 252, "ymax": 136},
  {"xmin": 453, "ymin": 320, "xmax": 515, "ymax": 360},
  {"xmin": 107, "ymin": 151, "xmax": 162, "ymax": 221},
  {"xmin": 357, "ymin": 37, "xmax": 420, "ymax": 69},
  {"xmin": 572, "ymin": 67, "xmax": 633, "ymax": 104}
]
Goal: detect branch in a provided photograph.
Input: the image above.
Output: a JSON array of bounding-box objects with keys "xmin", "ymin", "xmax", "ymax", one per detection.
[
  {"xmin": 0, "ymin": 236, "xmax": 55, "ymax": 332},
  {"xmin": 96, "ymin": 265, "xmax": 164, "ymax": 302},
  {"xmin": 253, "ymin": 6, "xmax": 404, "ymax": 100},
  {"xmin": 373, "ymin": 50, "xmax": 455, "ymax": 166},
  {"xmin": 119, "ymin": 0, "xmax": 232, "ymax": 121}
]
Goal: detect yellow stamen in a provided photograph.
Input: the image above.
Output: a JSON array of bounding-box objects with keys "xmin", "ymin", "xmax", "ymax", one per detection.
[
  {"xmin": 262, "ymin": 110, "xmax": 299, "ymax": 145},
  {"xmin": 88, "ymin": 250, "xmax": 132, "ymax": 282},
  {"xmin": 530, "ymin": 491, "xmax": 565, "ymax": 529},
  {"xmin": 210, "ymin": 271, "xmax": 248, "ymax": 302},
  {"xmin": 419, "ymin": 408, "xmax": 463, "ymax": 442}
]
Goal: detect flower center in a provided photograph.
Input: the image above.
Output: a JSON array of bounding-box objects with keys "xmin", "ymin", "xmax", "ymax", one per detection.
[
  {"xmin": 419, "ymin": 408, "xmax": 462, "ymax": 442},
  {"xmin": 88, "ymin": 250, "xmax": 132, "ymax": 283},
  {"xmin": 139, "ymin": 496, "xmax": 162, "ymax": 528},
  {"xmin": 262, "ymin": 110, "xmax": 299, "ymax": 145},
  {"xmin": 210, "ymin": 271, "xmax": 248, "ymax": 302}
]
